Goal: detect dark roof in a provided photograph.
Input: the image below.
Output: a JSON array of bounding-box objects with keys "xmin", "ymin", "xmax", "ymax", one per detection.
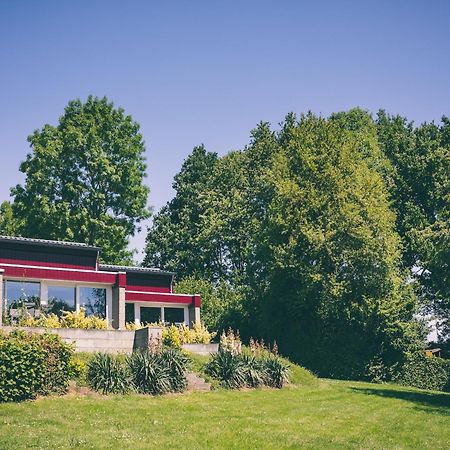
[
  {"xmin": 99, "ymin": 264, "xmax": 175, "ymax": 276},
  {"xmin": 0, "ymin": 235, "xmax": 100, "ymax": 251}
]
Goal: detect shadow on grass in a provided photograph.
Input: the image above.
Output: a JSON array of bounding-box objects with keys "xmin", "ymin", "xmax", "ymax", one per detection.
[{"xmin": 350, "ymin": 385, "xmax": 450, "ymax": 415}]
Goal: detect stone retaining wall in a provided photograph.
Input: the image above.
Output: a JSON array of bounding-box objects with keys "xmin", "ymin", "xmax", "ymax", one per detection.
[
  {"xmin": 1, "ymin": 326, "xmax": 162, "ymax": 354},
  {"xmin": 182, "ymin": 343, "xmax": 219, "ymax": 355}
]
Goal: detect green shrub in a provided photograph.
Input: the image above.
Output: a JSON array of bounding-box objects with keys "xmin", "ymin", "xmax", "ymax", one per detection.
[
  {"xmin": 162, "ymin": 325, "xmax": 181, "ymax": 348},
  {"xmin": 158, "ymin": 348, "xmax": 190, "ymax": 392},
  {"xmin": 393, "ymin": 352, "xmax": 450, "ymax": 392},
  {"xmin": 205, "ymin": 349, "xmax": 247, "ymax": 388},
  {"xmin": 205, "ymin": 348, "xmax": 291, "ymax": 389},
  {"xmin": 263, "ymin": 356, "xmax": 290, "ymax": 388},
  {"xmin": 0, "ymin": 330, "xmax": 73, "ymax": 402},
  {"xmin": 127, "ymin": 351, "xmax": 171, "ymax": 395},
  {"xmin": 87, "ymin": 353, "xmax": 131, "ymax": 394}
]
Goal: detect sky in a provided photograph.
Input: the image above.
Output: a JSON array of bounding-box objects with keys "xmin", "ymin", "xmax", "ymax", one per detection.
[{"xmin": 1, "ymin": 0, "xmax": 449, "ymax": 261}]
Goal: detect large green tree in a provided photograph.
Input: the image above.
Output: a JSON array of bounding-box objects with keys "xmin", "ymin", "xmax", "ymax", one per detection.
[
  {"xmin": 0, "ymin": 201, "xmax": 17, "ymax": 235},
  {"xmin": 11, "ymin": 96, "xmax": 150, "ymax": 263},
  {"xmin": 376, "ymin": 112, "xmax": 450, "ymax": 339}
]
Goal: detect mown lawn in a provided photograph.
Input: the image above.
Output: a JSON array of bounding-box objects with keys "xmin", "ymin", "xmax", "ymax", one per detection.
[{"xmin": 0, "ymin": 380, "xmax": 448, "ymax": 449}]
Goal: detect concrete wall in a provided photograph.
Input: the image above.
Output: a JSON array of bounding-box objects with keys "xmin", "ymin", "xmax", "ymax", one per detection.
[
  {"xmin": 1, "ymin": 326, "xmax": 162, "ymax": 354},
  {"xmin": 182, "ymin": 343, "xmax": 219, "ymax": 355}
]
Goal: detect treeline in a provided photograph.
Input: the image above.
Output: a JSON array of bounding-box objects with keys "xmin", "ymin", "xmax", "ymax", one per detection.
[
  {"xmin": 0, "ymin": 98, "xmax": 448, "ymax": 379},
  {"xmin": 144, "ymin": 109, "xmax": 449, "ymax": 379}
]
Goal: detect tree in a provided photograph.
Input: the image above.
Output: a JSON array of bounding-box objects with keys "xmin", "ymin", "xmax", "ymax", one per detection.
[
  {"xmin": 377, "ymin": 112, "xmax": 450, "ymax": 340},
  {"xmin": 254, "ymin": 113, "xmax": 420, "ymax": 378},
  {"xmin": 144, "ymin": 145, "xmax": 218, "ymax": 277},
  {"xmin": 0, "ymin": 201, "xmax": 17, "ymax": 235},
  {"xmin": 11, "ymin": 96, "xmax": 150, "ymax": 263}
]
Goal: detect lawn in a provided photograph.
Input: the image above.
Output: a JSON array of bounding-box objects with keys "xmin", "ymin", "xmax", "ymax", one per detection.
[{"xmin": 0, "ymin": 380, "xmax": 448, "ymax": 449}]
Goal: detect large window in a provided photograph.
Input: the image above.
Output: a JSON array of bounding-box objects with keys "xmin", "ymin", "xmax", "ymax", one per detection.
[
  {"xmin": 79, "ymin": 287, "xmax": 106, "ymax": 318},
  {"xmin": 164, "ymin": 307, "xmax": 185, "ymax": 325},
  {"xmin": 140, "ymin": 306, "xmax": 161, "ymax": 324},
  {"xmin": 47, "ymin": 285, "xmax": 76, "ymax": 316},
  {"xmin": 4, "ymin": 280, "xmax": 41, "ymax": 318}
]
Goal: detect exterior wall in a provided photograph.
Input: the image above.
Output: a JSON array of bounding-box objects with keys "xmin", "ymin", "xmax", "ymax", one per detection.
[
  {"xmin": 188, "ymin": 306, "xmax": 201, "ymax": 326},
  {"xmin": 182, "ymin": 343, "xmax": 218, "ymax": 355},
  {"xmin": 111, "ymin": 285, "xmax": 126, "ymax": 330},
  {"xmin": 1, "ymin": 325, "xmax": 162, "ymax": 354}
]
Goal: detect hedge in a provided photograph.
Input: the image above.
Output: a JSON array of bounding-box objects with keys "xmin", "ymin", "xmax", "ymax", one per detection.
[
  {"xmin": 0, "ymin": 330, "xmax": 73, "ymax": 402},
  {"xmin": 393, "ymin": 352, "xmax": 450, "ymax": 392}
]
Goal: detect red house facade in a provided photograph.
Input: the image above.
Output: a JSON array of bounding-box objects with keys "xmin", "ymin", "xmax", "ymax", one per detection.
[{"xmin": 0, "ymin": 236, "xmax": 201, "ymax": 329}]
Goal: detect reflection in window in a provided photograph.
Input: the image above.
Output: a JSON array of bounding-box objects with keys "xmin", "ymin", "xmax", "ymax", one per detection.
[
  {"xmin": 164, "ymin": 307, "xmax": 185, "ymax": 325},
  {"xmin": 4, "ymin": 280, "xmax": 41, "ymax": 318},
  {"xmin": 80, "ymin": 287, "xmax": 106, "ymax": 318},
  {"xmin": 140, "ymin": 307, "xmax": 161, "ymax": 324},
  {"xmin": 125, "ymin": 303, "xmax": 135, "ymax": 323},
  {"xmin": 47, "ymin": 286, "xmax": 76, "ymax": 316}
]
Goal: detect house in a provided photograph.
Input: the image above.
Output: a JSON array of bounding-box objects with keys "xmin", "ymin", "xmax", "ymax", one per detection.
[{"xmin": 0, "ymin": 235, "xmax": 201, "ymax": 329}]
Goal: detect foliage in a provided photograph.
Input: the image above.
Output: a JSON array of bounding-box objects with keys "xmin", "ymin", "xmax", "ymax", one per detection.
[
  {"xmin": 175, "ymin": 277, "xmax": 243, "ymax": 331},
  {"xmin": 162, "ymin": 324, "xmax": 182, "ymax": 348},
  {"xmin": 145, "ymin": 109, "xmax": 427, "ymax": 379},
  {"xmin": 127, "ymin": 347, "xmax": 189, "ymax": 395},
  {"xmin": 0, "ymin": 330, "xmax": 73, "ymax": 402},
  {"xmin": 87, "ymin": 353, "xmax": 131, "ymax": 395},
  {"xmin": 179, "ymin": 322, "xmax": 216, "ymax": 344},
  {"xmin": 393, "ymin": 353, "xmax": 450, "ymax": 392},
  {"xmin": 11, "ymin": 96, "xmax": 150, "ymax": 264},
  {"xmin": 0, "ymin": 201, "xmax": 17, "ymax": 235},
  {"xmin": 205, "ymin": 345, "xmax": 290, "ymax": 389},
  {"xmin": 15, "ymin": 308, "xmax": 108, "ymax": 330}
]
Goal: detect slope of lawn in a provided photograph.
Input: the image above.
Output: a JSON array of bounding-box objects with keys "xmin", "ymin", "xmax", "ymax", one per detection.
[{"xmin": 0, "ymin": 380, "xmax": 448, "ymax": 449}]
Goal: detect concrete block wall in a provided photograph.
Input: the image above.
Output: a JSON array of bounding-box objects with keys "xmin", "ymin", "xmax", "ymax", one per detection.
[{"xmin": 1, "ymin": 326, "xmax": 162, "ymax": 354}]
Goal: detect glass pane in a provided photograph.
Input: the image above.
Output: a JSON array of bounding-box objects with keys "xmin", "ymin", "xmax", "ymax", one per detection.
[
  {"xmin": 4, "ymin": 280, "xmax": 41, "ymax": 319},
  {"xmin": 140, "ymin": 307, "xmax": 161, "ymax": 324},
  {"xmin": 164, "ymin": 307, "xmax": 185, "ymax": 325},
  {"xmin": 125, "ymin": 303, "xmax": 135, "ymax": 323},
  {"xmin": 47, "ymin": 286, "xmax": 76, "ymax": 316},
  {"xmin": 79, "ymin": 287, "xmax": 106, "ymax": 318}
]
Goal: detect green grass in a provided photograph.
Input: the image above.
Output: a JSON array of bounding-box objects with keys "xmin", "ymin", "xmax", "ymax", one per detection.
[{"xmin": 0, "ymin": 380, "xmax": 448, "ymax": 449}]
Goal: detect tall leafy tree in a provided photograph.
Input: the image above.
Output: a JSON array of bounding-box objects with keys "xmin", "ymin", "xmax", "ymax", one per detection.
[
  {"xmin": 377, "ymin": 112, "xmax": 450, "ymax": 339},
  {"xmin": 11, "ymin": 96, "xmax": 149, "ymax": 263},
  {"xmin": 0, "ymin": 201, "xmax": 17, "ymax": 235},
  {"xmin": 254, "ymin": 113, "xmax": 420, "ymax": 378},
  {"xmin": 144, "ymin": 145, "xmax": 218, "ymax": 277}
]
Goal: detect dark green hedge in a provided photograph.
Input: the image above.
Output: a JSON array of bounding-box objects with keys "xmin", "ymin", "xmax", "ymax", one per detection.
[
  {"xmin": 393, "ymin": 352, "xmax": 450, "ymax": 392},
  {"xmin": 0, "ymin": 330, "xmax": 73, "ymax": 402}
]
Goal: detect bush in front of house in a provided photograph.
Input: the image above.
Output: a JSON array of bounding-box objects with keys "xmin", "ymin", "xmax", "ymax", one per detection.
[
  {"xmin": 0, "ymin": 330, "xmax": 73, "ymax": 402},
  {"xmin": 393, "ymin": 352, "xmax": 450, "ymax": 392},
  {"xmin": 87, "ymin": 353, "xmax": 131, "ymax": 394},
  {"xmin": 205, "ymin": 347, "xmax": 290, "ymax": 389},
  {"xmin": 86, "ymin": 347, "xmax": 190, "ymax": 395},
  {"xmin": 17, "ymin": 308, "xmax": 108, "ymax": 330}
]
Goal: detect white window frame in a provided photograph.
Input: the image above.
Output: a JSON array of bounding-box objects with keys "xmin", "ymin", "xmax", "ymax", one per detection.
[{"xmin": 3, "ymin": 277, "xmax": 113, "ymax": 323}]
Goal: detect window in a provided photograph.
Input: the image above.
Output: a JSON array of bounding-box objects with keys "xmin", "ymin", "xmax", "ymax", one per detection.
[
  {"xmin": 4, "ymin": 280, "xmax": 41, "ymax": 318},
  {"xmin": 79, "ymin": 287, "xmax": 106, "ymax": 318},
  {"xmin": 164, "ymin": 307, "xmax": 185, "ymax": 325},
  {"xmin": 47, "ymin": 285, "xmax": 76, "ymax": 316},
  {"xmin": 125, "ymin": 303, "xmax": 135, "ymax": 323},
  {"xmin": 140, "ymin": 306, "xmax": 161, "ymax": 324}
]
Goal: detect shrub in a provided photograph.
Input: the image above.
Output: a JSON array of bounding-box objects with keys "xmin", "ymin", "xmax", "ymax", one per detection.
[
  {"xmin": 127, "ymin": 351, "xmax": 171, "ymax": 395},
  {"xmin": 205, "ymin": 349, "xmax": 247, "ymax": 389},
  {"xmin": 393, "ymin": 352, "xmax": 450, "ymax": 392},
  {"xmin": 87, "ymin": 353, "xmax": 131, "ymax": 394},
  {"xmin": 263, "ymin": 356, "xmax": 290, "ymax": 388},
  {"xmin": 162, "ymin": 324, "xmax": 182, "ymax": 348},
  {"xmin": 0, "ymin": 330, "xmax": 73, "ymax": 402},
  {"xmin": 179, "ymin": 322, "xmax": 216, "ymax": 344},
  {"xmin": 205, "ymin": 346, "xmax": 290, "ymax": 389},
  {"xmin": 158, "ymin": 348, "xmax": 190, "ymax": 392}
]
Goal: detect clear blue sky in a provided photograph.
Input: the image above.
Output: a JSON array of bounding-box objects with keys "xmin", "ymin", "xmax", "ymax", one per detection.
[{"xmin": 1, "ymin": 0, "xmax": 449, "ymax": 260}]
